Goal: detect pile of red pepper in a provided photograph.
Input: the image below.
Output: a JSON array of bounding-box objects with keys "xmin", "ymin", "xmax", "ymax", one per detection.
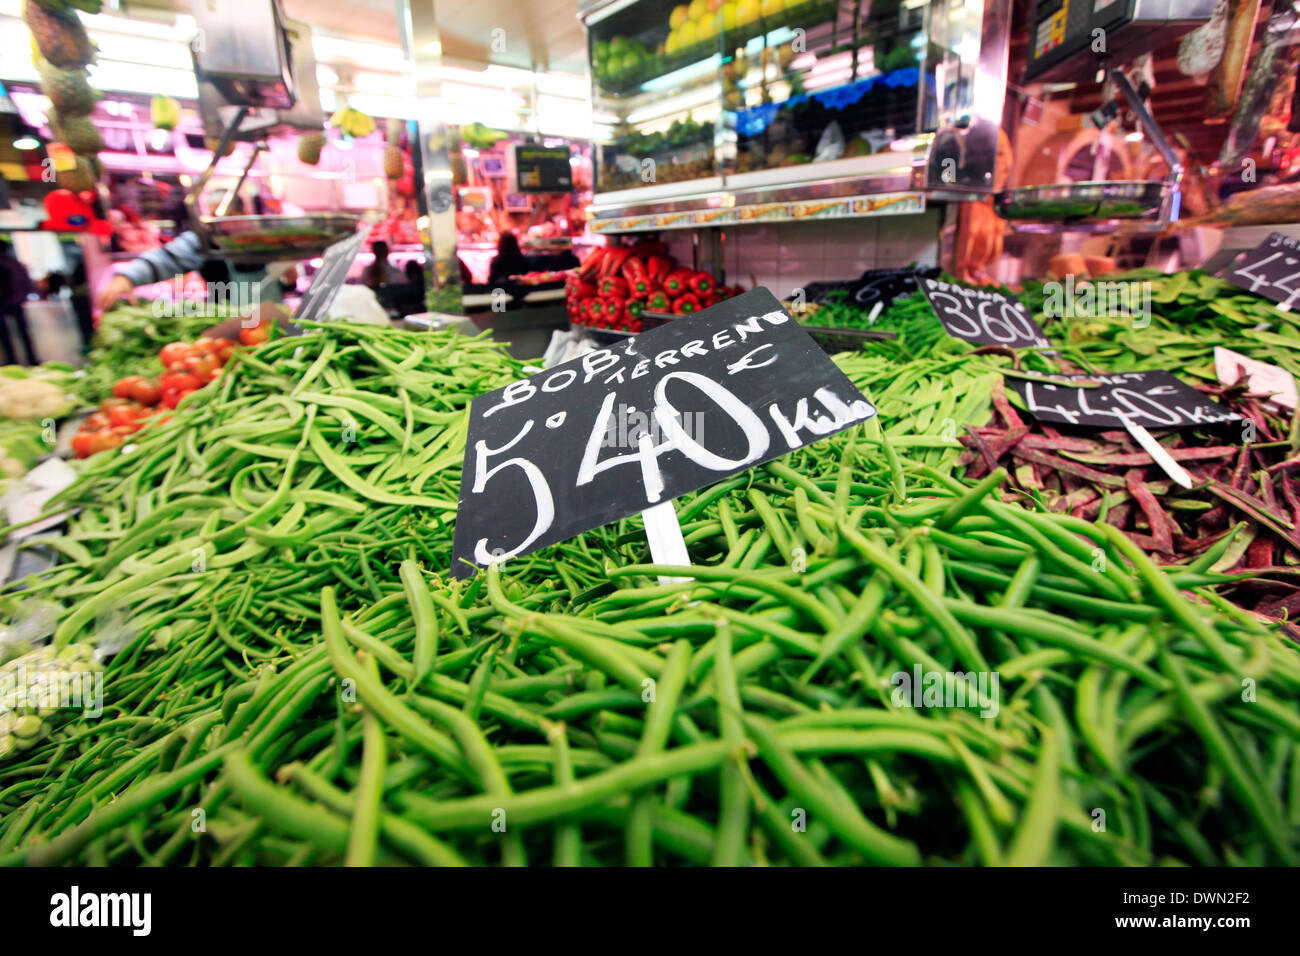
[{"xmin": 565, "ymin": 241, "xmax": 743, "ymax": 333}]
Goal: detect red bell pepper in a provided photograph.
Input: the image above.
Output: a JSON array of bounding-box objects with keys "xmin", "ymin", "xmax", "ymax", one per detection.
[
  {"xmin": 598, "ymin": 275, "xmax": 628, "ymax": 298},
  {"xmin": 672, "ymin": 293, "xmax": 702, "ymax": 315},
  {"xmin": 578, "ymin": 248, "xmax": 605, "ymax": 280},
  {"xmin": 645, "ymin": 288, "xmax": 670, "ymax": 312},
  {"xmin": 687, "ymin": 271, "xmax": 715, "ymax": 297},
  {"xmin": 662, "ymin": 269, "xmax": 691, "ymax": 297},
  {"xmin": 621, "ymin": 257, "xmax": 647, "ymax": 282},
  {"xmin": 574, "ymin": 279, "xmax": 597, "ymax": 299},
  {"xmin": 647, "ymin": 256, "xmax": 675, "ymax": 282},
  {"xmin": 625, "ymin": 298, "xmax": 646, "ymax": 320},
  {"xmin": 603, "ymin": 296, "xmax": 625, "ymax": 322},
  {"xmin": 585, "ymin": 298, "xmax": 604, "ymax": 323},
  {"xmin": 601, "ymin": 247, "xmax": 630, "ymax": 278},
  {"xmin": 626, "ymin": 274, "xmax": 654, "ymax": 298},
  {"xmin": 702, "ymin": 292, "xmax": 721, "ymax": 308}
]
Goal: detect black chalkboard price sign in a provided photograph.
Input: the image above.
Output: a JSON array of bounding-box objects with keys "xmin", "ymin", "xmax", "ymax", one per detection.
[
  {"xmin": 1217, "ymin": 232, "xmax": 1300, "ymax": 310},
  {"xmin": 1006, "ymin": 370, "xmax": 1239, "ymax": 429},
  {"xmin": 920, "ymin": 278, "xmax": 1050, "ymax": 349},
  {"xmin": 451, "ymin": 288, "xmax": 877, "ymax": 576}
]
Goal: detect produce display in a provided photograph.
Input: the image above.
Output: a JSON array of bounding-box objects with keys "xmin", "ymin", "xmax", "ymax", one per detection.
[
  {"xmin": 507, "ymin": 270, "xmax": 573, "ymax": 286},
  {"xmin": 75, "ymin": 306, "xmax": 228, "ymax": 405},
  {"xmin": 67, "ymin": 332, "xmax": 244, "ymax": 459},
  {"xmin": 565, "ymin": 242, "xmax": 744, "ymax": 333},
  {"xmin": 0, "ymin": 310, "xmax": 1295, "ymax": 868}
]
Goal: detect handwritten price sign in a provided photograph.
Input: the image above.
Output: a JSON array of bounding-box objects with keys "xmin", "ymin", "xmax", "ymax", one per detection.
[
  {"xmin": 1218, "ymin": 232, "xmax": 1300, "ymax": 311},
  {"xmin": 1006, "ymin": 370, "xmax": 1240, "ymax": 429},
  {"xmin": 450, "ymin": 289, "xmax": 876, "ymax": 576},
  {"xmin": 920, "ymin": 278, "xmax": 1050, "ymax": 350}
]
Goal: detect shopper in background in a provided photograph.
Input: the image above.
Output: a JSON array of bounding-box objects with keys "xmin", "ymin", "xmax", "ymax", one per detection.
[
  {"xmin": 94, "ymin": 192, "xmax": 295, "ymax": 312},
  {"xmin": 0, "ymin": 239, "xmax": 36, "ymax": 364},
  {"xmin": 363, "ymin": 240, "xmax": 402, "ymax": 288},
  {"xmin": 487, "ymin": 231, "xmax": 528, "ymax": 286}
]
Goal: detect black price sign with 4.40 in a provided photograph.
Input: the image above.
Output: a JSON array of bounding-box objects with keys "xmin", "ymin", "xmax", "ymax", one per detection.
[
  {"xmin": 451, "ymin": 289, "xmax": 876, "ymax": 576},
  {"xmin": 1007, "ymin": 370, "xmax": 1239, "ymax": 429},
  {"xmin": 1218, "ymin": 232, "xmax": 1300, "ymax": 310},
  {"xmin": 921, "ymin": 278, "xmax": 1050, "ymax": 349}
]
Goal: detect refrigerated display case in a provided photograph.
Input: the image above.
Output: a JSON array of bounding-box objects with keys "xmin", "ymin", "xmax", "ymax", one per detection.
[{"xmin": 581, "ymin": 0, "xmax": 1006, "ymax": 231}]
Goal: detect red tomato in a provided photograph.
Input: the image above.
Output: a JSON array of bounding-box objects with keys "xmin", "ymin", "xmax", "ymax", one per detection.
[
  {"xmin": 159, "ymin": 342, "xmax": 197, "ymax": 368},
  {"xmin": 71, "ymin": 431, "xmax": 94, "ymax": 459},
  {"xmin": 111, "ymin": 423, "xmax": 140, "ymax": 437},
  {"xmin": 112, "ymin": 376, "xmax": 147, "ymax": 400},
  {"xmin": 99, "ymin": 397, "xmax": 129, "ymax": 414},
  {"xmin": 85, "ymin": 429, "xmax": 123, "ymax": 455},
  {"xmin": 84, "ymin": 411, "xmax": 111, "ymax": 431},
  {"xmin": 181, "ymin": 354, "xmax": 215, "ymax": 378},
  {"xmin": 159, "ymin": 371, "xmax": 201, "ymax": 393},
  {"xmin": 106, "ymin": 403, "xmax": 143, "ymax": 428},
  {"xmin": 127, "ymin": 379, "xmax": 161, "ymax": 406},
  {"xmin": 239, "ymin": 322, "xmax": 272, "ymax": 347},
  {"xmin": 161, "ymin": 387, "xmax": 183, "ymax": 410},
  {"xmin": 208, "ymin": 368, "xmax": 222, "ymax": 381}
]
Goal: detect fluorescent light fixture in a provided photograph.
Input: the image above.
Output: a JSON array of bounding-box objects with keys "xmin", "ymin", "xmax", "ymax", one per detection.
[
  {"xmin": 352, "ymin": 71, "xmax": 415, "ymax": 99},
  {"xmin": 421, "ymin": 40, "xmax": 442, "ymax": 55},
  {"xmin": 626, "ymin": 84, "xmax": 720, "ymax": 124},
  {"xmin": 89, "ymin": 62, "xmax": 197, "ymax": 99},
  {"xmin": 317, "ymin": 65, "xmax": 340, "ymax": 88},
  {"xmin": 642, "ymin": 56, "xmax": 719, "ymax": 92},
  {"xmin": 312, "ymin": 35, "xmax": 403, "ymax": 72},
  {"xmin": 12, "ymin": 135, "xmax": 39, "ymax": 150},
  {"xmin": 461, "ymin": 148, "xmax": 479, "ymax": 158},
  {"xmin": 442, "ymin": 82, "xmax": 523, "ymax": 112},
  {"xmin": 1124, "ymin": 130, "xmax": 1143, "ymax": 142}
]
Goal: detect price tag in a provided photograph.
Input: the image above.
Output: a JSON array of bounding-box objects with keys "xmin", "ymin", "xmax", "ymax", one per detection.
[
  {"xmin": 293, "ymin": 227, "xmax": 370, "ymax": 323},
  {"xmin": 451, "ymin": 288, "xmax": 877, "ymax": 577},
  {"xmin": 920, "ymin": 278, "xmax": 1050, "ymax": 349},
  {"xmin": 1006, "ymin": 370, "xmax": 1240, "ymax": 429},
  {"xmin": 1217, "ymin": 232, "xmax": 1300, "ymax": 310}
]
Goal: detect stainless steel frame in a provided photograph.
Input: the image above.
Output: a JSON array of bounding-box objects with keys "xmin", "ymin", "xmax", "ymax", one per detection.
[{"xmin": 397, "ymin": 0, "xmax": 463, "ymax": 315}]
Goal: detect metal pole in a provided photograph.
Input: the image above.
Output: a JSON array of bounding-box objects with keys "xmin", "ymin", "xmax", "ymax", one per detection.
[{"xmin": 397, "ymin": 0, "xmax": 463, "ymax": 316}]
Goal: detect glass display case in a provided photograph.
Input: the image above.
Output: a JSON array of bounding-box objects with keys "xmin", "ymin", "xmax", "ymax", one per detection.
[
  {"xmin": 581, "ymin": 0, "xmax": 1010, "ymax": 229},
  {"xmin": 584, "ymin": 0, "xmax": 929, "ymax": 199}
]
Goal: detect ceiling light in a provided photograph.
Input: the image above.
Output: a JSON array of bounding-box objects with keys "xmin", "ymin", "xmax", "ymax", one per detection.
[{"xmin": 12, "ymin": 135, "xmax": 39, "ymax": 150}]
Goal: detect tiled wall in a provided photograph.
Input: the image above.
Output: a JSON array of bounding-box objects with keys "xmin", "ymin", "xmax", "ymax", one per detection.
[{"xmin": 664, "ymin": 209, "xmax": 942, "ymax": 297}]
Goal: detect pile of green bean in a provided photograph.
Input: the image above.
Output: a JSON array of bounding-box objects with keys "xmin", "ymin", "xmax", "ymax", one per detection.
[{"xmin": 0, "ymin": 323, "xmax": 1298, "ymax": 865}]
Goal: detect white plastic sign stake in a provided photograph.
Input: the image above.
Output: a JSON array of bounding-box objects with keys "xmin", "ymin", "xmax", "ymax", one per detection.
[
  {"xmin": 1121, "ymin": 416, "xmax": 1193, "ymax": 490},
  {"xmin": 641, "ymin": 501, "xmax": 692, "ymax": 586}
]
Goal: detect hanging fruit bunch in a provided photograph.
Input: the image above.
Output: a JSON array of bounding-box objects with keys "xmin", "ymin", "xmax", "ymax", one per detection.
[
  {"xmin": 329, "ymin": 103, "xmax": 376, "ymax": 140},
  {"xmin": 296, "ymin": 130, "xmax": 324, "ymax": 166},
  {"xmin": 150, "ymin": 94, "xmax": 181, "ymax": 132},
  {"xmin": 26, "ymin": 0, "xmax": 101, "ymax": 192},
  {"xmin": 384, "ymin": 117, "xmax": 405, "ymax": 180}
]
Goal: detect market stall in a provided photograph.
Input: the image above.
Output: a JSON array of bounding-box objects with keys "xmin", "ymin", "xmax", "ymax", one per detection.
[{"xmin": 1, "ymin": 0, "xmax": 1299, "ymax": 891}]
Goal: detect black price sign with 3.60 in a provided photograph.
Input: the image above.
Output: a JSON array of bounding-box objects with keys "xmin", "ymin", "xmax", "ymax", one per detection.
[
  {"xmin": 920, "ymin": 278, "xmax": 1050, "ymax": 350},
  {"xmin": 450, "ymin": 289, "xmax": 876, "ymax": 576}
]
